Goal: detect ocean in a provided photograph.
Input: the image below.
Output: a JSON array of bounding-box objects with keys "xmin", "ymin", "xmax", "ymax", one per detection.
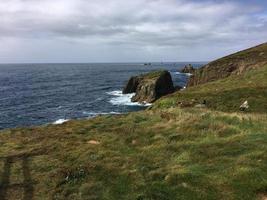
[{"xmin": 0, "ymin": 62, "xmax": 205, "ymax": 130}]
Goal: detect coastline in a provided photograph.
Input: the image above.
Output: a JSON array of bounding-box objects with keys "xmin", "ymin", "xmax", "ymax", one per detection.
[
  {"xmin": 0, "ymin": 63, "xmax": 194, "ymax": 130},
  {"xmin": 0, "ymin": 43, "xmax": 267, "ymax": 199}
]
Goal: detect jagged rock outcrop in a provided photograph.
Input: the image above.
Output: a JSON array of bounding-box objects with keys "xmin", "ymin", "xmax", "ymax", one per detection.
[
  {"xmin": 180, "ymin": 64, "xmax": 195, "ymax": 74},
  {"xmin": 188, "ymin": 43, "xmax": 267, "ymax": 87},
  {"xmin": 123, "ymin": 70, "xmax": 175, "ymax": 103},
  {"xmin": 122, "ymin": 76, "xmax": 141, "ymax": 94}
]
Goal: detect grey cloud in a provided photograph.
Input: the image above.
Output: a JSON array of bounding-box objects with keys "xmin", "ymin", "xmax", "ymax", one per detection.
[{"xmin": 0, "ymin": 0, "xmax": 266, "ymax": 62}]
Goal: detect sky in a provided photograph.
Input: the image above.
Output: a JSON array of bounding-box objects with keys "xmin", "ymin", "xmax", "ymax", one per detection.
[{"xmin": 0, "ymin": 0, "xmax": 266, "ymax": 63}]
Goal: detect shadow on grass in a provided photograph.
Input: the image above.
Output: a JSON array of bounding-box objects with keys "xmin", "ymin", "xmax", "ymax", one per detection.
[{"xmin": 0, "ymin": 151, "xmax": 44, "ymax": 200}]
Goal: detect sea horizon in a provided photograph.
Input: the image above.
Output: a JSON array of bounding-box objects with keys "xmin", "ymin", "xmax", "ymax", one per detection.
[
  {"xmin": 0, "ymin": 62, "xmax": 205, "ymax": 130},
  {"xmin": 0, "ymin": 61, "xmax": 209, "ymax": 65}
]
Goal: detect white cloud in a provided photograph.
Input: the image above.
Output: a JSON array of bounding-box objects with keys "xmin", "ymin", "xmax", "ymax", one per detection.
[{"xmin": 0, "ymin": 0, "xmax": 266, "ymax": 62}]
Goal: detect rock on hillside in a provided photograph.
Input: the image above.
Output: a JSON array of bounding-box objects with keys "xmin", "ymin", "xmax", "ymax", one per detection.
[
  {"xmin": 123, "ymin": 70, "xmax": 175, "ymax": 103},
  {"xmin": 188, "ymin": 43, "xmax": 267, "ymax": 86}
]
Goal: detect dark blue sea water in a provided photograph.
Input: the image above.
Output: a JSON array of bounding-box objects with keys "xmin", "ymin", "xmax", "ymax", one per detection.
[{"xmin": 0, "ymin": 62, "xmax": 205, "ymax": 130}]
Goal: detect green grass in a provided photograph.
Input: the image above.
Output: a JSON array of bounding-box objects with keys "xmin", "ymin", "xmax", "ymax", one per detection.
[
  {"xmin": 0, "ymin": 64, "xmax": 267, "ymax": 199},
  {"xmin": 154, "ymin": 65, "xmax": 267, "ymax": 113},
  {"xmin": 0, "ymin": 108, "xmax": 266, "ymax": 199}
]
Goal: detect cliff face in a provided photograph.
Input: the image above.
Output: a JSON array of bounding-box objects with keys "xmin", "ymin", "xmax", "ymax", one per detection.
[
  {"xmin": 123, "ymin": 70, "xmax": 175, "ymax": 103},
  {"xmin": 188, "ymin": 43, "xmax": 267, "ymax": 87}
]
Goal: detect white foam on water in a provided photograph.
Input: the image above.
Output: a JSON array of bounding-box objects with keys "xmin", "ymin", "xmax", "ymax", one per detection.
[
  {"xmin": 87, "ymin": 97, "xmax": 104, "ymax": 105},
  {"xmin": 175, "ymin": 72, "xmax": 192, "ymax": 76},
  {"xmin": 107, "ymin": 90, "xmax": 152, "ymax": 106},
  {"xmin": 83, "ymin": 111, "xmax": 121, "ymax": 117},
  {"xmin": 53, "ymin": 119, "xmax": 69, "ymax": 125}
]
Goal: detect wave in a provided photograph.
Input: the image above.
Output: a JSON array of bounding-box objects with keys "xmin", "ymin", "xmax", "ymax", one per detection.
[
  {"xmin": 87, "ymin": 86, "xmax": 113, "ymax": 93},
  {"xmin": 52, "ymin": 111, "xmax": 120, "ymax": 125},
  {"xmin": 83, "ymin": 111, "xmax": 121, "ymax": 117},
  {"xmin": 53, "ymin": 119, "xmax": 69, "ymax": 125},
  {"xmin": 174, "ymin": 72, "xmax": 192, "ymax": 76},
  {"xmin": 87, "ymin": 97, "xmax": 104, "ymax": 105},
  {"xmin": 107, "ymin": 90, "xmax": 152, "ymax": 106}
]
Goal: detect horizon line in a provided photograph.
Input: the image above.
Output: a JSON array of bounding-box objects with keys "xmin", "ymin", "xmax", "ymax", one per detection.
[{"xmin": 0, "ymin": 61, "xmax": 209, "ymax": 65}]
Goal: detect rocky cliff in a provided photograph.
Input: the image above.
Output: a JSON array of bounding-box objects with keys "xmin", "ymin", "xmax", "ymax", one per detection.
[
  {"xmin": 123, "ymin": 70, "xmax": 174, "ymax": 103},
  {"xmin": 188, "ymin": 43, "xmax": 267, "ymax": 86}
]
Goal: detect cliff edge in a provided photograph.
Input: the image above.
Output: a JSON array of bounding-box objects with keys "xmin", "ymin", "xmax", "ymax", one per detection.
[{"xmin": 188, "ymin": 43, "xmax": 267, "ymax": 86}]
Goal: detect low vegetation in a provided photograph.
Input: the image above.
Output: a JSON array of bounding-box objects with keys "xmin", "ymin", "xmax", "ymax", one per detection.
[
  {"xmin": 0, "ymin": 47, "xmax": 267, "ymax": 199},
  {"xmin": 0, "ymin": 108, "xmax": 267, "ymax": 199},
  {"xmin": 155, "ymin": 65, "xmax": 267, "ymax": 113},
  {"xmin": 188, "ymin": 43, "xmax": 267, "ymax": 86}
]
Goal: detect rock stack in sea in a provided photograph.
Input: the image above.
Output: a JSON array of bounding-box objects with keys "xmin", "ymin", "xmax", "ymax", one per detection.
[
  {"xmin": 180, "ymin": 64, "xmax": 195, "ymax": 74},
  {"xmin": 123, "ymin": 70, "xmax": 175, "ymax": 103}
]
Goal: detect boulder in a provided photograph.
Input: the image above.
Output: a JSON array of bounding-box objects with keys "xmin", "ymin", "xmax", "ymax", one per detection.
[
  {"xmin": 180, "ymin": 64, "xmax": 195, "ymax": 74},
  {"xmin": 123, "ymin": 70, "xmax": 175, "ymax": 103},
  {"xmin": 240, "ymin": 100, "xmax": 249, "ymax": 111}
]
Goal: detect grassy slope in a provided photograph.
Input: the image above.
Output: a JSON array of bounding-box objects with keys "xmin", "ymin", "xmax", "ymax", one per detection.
[
  {"xmin": 187, "ymin": 43, "xmax": 267, "ymax": 86},
  {"xmin": 0, "ymin": 65, "xmax": 267, "ymax": 199},
  {"xmin": 0, "ymin": 109, "xmax": 267, "ymax": 200},
  {"xmin": 155, "ymin": 65, "xmax": 267, "ymax": 113}
]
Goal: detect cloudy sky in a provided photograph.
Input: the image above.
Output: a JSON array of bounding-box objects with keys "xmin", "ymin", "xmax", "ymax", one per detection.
[{"xmin": 0, "ymin": 0, "xmax": 266, "ymax": 63}]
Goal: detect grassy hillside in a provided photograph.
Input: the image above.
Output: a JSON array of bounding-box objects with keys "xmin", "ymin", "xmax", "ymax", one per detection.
[
  {"xmin": 155, "ymin": 65, "xmax": 267, "ymax": 113},
  {"xmin": 0, "ymin": 108, "xmax": 267, "ymax": 200},
  {"xmin": 188, "ymin": 43, "xmax": 267, "ymax": 86},
  {"xmin": 0, "ymin": 46, "xmax": 267, "ymax": 199}
]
